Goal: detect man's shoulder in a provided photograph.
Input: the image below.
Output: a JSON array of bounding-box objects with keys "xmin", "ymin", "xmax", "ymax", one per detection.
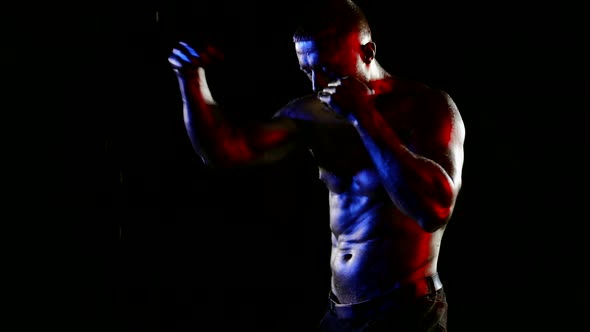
[
  {"xmin": 385, "ymin": 77, "xmax": 456, "ymax": 109},
  {"xmin": 376, "ymin": 77, "xmax": 461, "ymax": 128},
  {"xmin": 386, "ymin": 76, "xmax": 438, "ymax": 97},
  {"xmin": 273, "ymin": 94, "xmax": 334, "ymax": 122}
]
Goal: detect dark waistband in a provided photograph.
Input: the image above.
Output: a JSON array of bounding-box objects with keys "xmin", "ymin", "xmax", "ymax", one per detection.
[{"xmin": 328, "ymin": 273, "xmax": 443, "ymax": 320}]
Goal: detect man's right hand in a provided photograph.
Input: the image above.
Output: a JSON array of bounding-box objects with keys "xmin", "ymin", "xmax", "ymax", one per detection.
[{"xmin": 168, "ymin": 41, "xmax": 224, "ymax": 74}]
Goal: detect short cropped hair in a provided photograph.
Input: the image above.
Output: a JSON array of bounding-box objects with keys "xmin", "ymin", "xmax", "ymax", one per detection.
[{"xmin": 292, "ymin": 0, "xmax": 371, "ymax": 43}]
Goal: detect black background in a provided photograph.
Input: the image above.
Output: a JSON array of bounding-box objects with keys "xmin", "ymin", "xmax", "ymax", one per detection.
[{"xmin": 21, "ymin": 0, "xmax": 584, "ymax": 330}]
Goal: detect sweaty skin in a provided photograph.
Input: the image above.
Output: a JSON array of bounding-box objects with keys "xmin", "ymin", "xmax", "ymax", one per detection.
[{"xmin": 169, "ymin": 29, "xmax": 465, "ymax": 305}]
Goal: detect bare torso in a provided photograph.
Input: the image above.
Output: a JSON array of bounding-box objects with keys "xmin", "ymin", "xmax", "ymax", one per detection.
[
  {"xmin": 325, "ymin": 170, "xmax": 443, "ymax": 304},
  {"xmin": 170, "ymin": 40, "xmax": 459, "ymax": 306},
  {"xmin": 283, "ymin": 81, "xmax": 444, "ymax": 304}
]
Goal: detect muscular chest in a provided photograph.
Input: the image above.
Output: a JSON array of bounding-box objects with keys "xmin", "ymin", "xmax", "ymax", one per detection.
[
  {"xmin": 310, "ymin": 122, "xmax": 371, "ymax": 173},
  {"xmin": 307, "ymin": 122, "xmax": 376, "ymax": 194},
  {"xmin": 307, "ymin": 108, "xmax": 411, "ymax": 183},
  {"xmin": 290, "ymin": 95, "xmax": 413, "ymax": 193}
]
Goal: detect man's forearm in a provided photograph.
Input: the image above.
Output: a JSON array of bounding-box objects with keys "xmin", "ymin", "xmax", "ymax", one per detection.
[
  {"xmin": 352, "ymin": 110, "xmax": 454, "ymax": 231},
  {"xmin": 176, "ymin": 69, "xmax": 254, "ymax": 167}
]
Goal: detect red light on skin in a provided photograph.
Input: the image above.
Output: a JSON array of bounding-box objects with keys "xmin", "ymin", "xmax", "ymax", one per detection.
[
  {"xmin": 253, "ymin": 128, "xmax": 290, "ymax": 147},
  {"xmin": 368, "ymin": 77, "xmax": 396, "ymax": 96},
  {"xmin": 217, "ymin": 126, "xmax": 292, "ymax": 165},
  {"xmin": 220, "ymin": 130, "xmax": 255, "ymax": 163}
]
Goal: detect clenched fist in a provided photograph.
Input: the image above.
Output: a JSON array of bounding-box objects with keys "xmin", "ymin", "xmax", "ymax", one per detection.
[{"xmin": 317, "ymin": 76, "xmax": 375, "ymax": 123}]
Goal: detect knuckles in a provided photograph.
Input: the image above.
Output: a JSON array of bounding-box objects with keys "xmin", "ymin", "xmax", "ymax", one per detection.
[{"xmin": 168, "ymin": 42, "xmax": 225, "ymax": 70}]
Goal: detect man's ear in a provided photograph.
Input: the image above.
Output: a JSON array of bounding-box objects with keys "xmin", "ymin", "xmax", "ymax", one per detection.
[{"xmin": 361, "ymin": 41, "xmax": 376, "ymax": 64}]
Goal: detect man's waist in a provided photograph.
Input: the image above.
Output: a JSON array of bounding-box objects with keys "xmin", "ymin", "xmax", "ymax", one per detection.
[{"xmin": 328, "ymin": 273, "xmax": 443, "ymax": 320}]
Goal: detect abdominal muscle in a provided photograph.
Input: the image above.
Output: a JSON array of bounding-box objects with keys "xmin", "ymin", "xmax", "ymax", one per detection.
[{"xmin": 324, "ymin": 168, "xmax": 443, "ymax": 304}]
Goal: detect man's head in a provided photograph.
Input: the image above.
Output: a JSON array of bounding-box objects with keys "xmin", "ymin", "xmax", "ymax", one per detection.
[{"xmin": 293, "ymin": 0, "xmax": 376, "ymax": 92}]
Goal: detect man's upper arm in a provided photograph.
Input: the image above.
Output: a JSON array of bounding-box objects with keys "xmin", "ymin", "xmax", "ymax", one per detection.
[{"xmin": 409, "ymin": 90, "xmax": 465, "ymax": 190}]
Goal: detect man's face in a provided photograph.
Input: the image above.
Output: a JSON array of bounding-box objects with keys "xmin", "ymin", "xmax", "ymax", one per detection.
[{"xmin": 295, "ymin": 34, "xmax": 361, "ymax": 93}]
